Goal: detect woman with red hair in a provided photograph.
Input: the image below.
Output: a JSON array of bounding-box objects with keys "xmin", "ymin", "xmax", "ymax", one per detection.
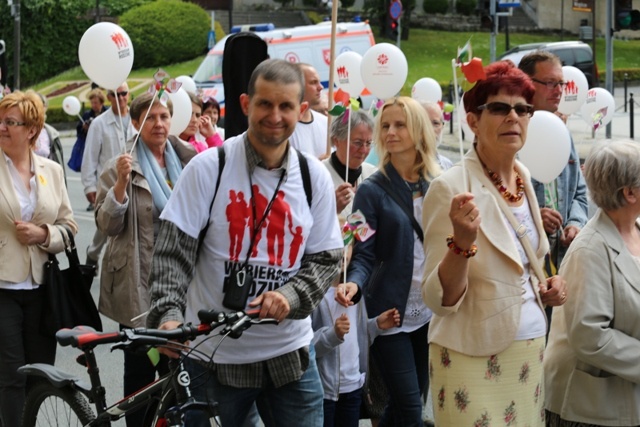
[{"xmin": 421, "ymin": 61, "xmax": 567, "ymax": 426}]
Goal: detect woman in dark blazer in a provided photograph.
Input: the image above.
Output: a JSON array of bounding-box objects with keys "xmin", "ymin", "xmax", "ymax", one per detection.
[{"xmin": 339, "ymin": 96, "xmax": 441, "ymax": 427}]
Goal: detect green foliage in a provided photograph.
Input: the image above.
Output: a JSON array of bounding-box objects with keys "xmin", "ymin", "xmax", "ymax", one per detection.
[
  {"xmin": 302, "ymin": 0, "xmax": 318, "ymax": 7},
  {"xmin": 456, "ymin": 0, "xmax": 477, "ymax": 15},
  {"xmin": 0, "ymin": 0, "xmax": 95, "ymax": 88},
  {"xmin": 119, "ymin": 0, "xmax": 210, "ymax": 69},
  {"xmin": 102, "ymin": 0, "xmax": 154, "ymax": 16},
  {"xmin": 424, "ymin": 0, "xmax": 449, "ymax": 14}
]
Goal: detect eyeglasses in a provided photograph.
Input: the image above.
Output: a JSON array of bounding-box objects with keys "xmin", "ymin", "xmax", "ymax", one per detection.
[
  {"xmin": 431, "ymin": 120, "xmax": 444, "ymax": 128},
  {"xmin": 0, "ymin": 119, "xmax": 26, "ymax": 127},
  {"xmin": 531, "ymin": 78, "xmax": 568, "ymax": 90},
  {"xmin": 477, "ymin": 102, "xmax": 534, "ymax": 117},
  {"xmin": 350, "ymin": 139, "xmax": 373, "ymax": 149},
  {"xmin": 109, "ymin": 91, "xmax": 129, "ymax": 98}
]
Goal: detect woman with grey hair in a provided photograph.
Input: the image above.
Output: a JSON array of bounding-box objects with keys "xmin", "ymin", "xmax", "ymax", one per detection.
[
  {"xmin": 322, "ymin": 109, "xmax": 377, "ymax": 220},
  {"xmin": 545, "ymin": 139, "xmax": 640, "ymax": 426}
]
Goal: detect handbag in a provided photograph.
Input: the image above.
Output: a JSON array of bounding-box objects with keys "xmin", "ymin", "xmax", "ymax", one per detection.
[
  {"xmin": 67, "ymin": 135, "xmax": 85, "ymax": 173},
  {"xmin": 42, "ymin": 225, "xmax": 102, "ymax": 334}
]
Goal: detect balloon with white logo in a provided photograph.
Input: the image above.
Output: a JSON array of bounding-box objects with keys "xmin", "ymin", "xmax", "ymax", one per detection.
[
  {"xmin": 520, "ymin": 111, "xmax": 571, "ymax": 183},
  {"xmin": 557, "ymin": 66, "xmax": 588, "ymax": 115},
  {"xmin": 412, "ymin": 77, "xmax": 442, "ymax": 103},
  {"xmin": 78, "ymin": 22, "xmax": 134, "ymax": 91},
  {"xmin": 62, "ymin": 96, "xmax": 81, "ymax": 116},
  {"xmin": 176, "ymin": 75, "xmax": 197, "ymax": 95},
  {"xmin": 360, "ymin": 43, "xmax": 408, "ymax": 100},
  {"xmin": 334, "ymin": 51, "xmax": 365, "ymax": 97},
  {"xmin": 168, "ymin": 88, "xmax": 192, "ymax": 136},
  {"xmin": 580, "ymin": 88, "xmax": 615, "ymax": 131}
]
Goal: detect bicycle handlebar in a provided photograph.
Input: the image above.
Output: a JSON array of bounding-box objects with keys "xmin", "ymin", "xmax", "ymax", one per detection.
[{"xmin": 55, "ymin": 309, "xmax": 276, "ymax": 350}]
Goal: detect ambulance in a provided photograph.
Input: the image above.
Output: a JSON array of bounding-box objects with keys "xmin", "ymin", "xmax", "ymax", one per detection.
[{"xmin": 192, "ymin": 21, "xmax": 376, "ymax": 116}]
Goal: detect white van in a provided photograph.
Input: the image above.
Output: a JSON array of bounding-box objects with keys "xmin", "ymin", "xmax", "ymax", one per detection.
[{"xmin": 192, "ymin": 22, "xmax": 376, "ymax": 115}]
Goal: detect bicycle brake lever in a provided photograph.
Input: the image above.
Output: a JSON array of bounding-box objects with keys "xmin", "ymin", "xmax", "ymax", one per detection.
[{"xmin": 250, "ymin": 318, "xmax": 279, "ymax": 325}]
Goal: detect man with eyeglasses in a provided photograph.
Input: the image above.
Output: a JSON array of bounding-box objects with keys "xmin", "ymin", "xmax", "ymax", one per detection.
[
  {"xmin": 519, "ymin": 51, "xmax": 588, "ymax": 285},
  {"xmin": 289, "ymin": 63, "xmax": 329, "ymax": 159},
  {"xmin": 81, "ymin": 82, "xmax": 135, "ymax": 267}
]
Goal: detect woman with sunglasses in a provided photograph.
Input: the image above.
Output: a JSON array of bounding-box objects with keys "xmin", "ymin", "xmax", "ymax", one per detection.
[
  {"xmin": 338, "ymin": 96, "xmax": 441, "ymax": 426},
  {"xmin": 0, "ymin": 90, "xmax": 77, "ymax": 426},
  {"xmin": 421, "ymin": 61, "xmax": 567, "ymax": 426}
]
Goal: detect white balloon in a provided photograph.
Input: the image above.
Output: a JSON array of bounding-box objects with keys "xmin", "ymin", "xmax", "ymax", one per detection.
[
  {"xmin": 168, "ymin": 88, "xmax": 192, "ymax": 136},
  {"xmin": 176, "ymin": 75, "xmax": 197, "ymax": 95},
  {"xmin": 458, "ymin": 94, "xmax": 473, "ymax": 138},
  {"xmin": 412, "ymin": 78, "xmax": 442, "ymax": 103},
  {"xmin": 360, "ymin": 43, "xmax": 408, "ymax": 100},
  {"xmin": 78, "ymin": 22, "xmax": 134, "ymax": 91},
  {"xmin": 557, "ymin": 66, "xmax": 588, "ymax": 115},
  {"xmin": 334, "ymin": 51, "xmax": 365, "ymax": 97},
  {"xmin": 520, "ymin": 111, "xmax": 571, "ymax": 184},
  {"xmin": 62, "ymin": 96, "xmax": 81, "ymax": 116},
  {"xmin": 580, "ymin": 88, "xmax": 615, "ymax": 131}
]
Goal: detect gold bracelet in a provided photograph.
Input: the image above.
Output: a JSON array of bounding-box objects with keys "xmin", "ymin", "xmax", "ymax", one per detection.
[{"xmin": 446, "ymin": 235, "xmax": 477, "ymax": 258}]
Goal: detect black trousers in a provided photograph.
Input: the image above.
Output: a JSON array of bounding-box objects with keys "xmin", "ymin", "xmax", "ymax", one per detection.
[{"xmin": 0, "ymin": 287, "xmax": 56, "ymax": 426}]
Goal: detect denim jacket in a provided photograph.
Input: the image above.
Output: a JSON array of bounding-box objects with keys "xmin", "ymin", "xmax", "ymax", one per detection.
[
  {"xmin": 346, "ymin": 163, "xmax": 429, "ymax": 324},
  {"xmin": 531, "ymin": 140, "xmax": 588, "ymax": 264}
]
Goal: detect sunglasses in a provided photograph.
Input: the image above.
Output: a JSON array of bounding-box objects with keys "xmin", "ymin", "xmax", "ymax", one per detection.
[
  {"xmin": 531, "ymin": 78, "xmax": 568, "ymax": 90},
  {"xmin": 477, "ymin": 102, "xmax": 534, "ymax": 117},
  {"xmin": 108, "ymin": 91, "xmax": 129, "ymax": 98}
]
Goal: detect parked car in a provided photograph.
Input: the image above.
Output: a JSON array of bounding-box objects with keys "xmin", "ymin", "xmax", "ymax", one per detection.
[{"xmin": 499, "ymin": 41, "xmax": 599, "ymax": 88}]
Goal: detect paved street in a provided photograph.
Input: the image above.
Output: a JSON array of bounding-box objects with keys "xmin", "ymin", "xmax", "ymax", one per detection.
[{"xmin": 50, "ymin": 84, "xmax": 639, "ymax": 423}]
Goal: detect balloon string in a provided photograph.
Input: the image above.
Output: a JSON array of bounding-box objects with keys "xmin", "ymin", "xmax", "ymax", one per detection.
[
  {"xmin": 129, "ymin": 88, "xmax": 157, "ymax": 155},
  {"xmin": 344, "ymin": 109, "xmax": 351, "ymax": 185},
  {"xmin": 451, "ymin": 59, "xmax": 468, "ymax": 191},
  {"xmin": 77, "ymin": 114, "xmax": 85, "ymax": 125},
  {"xmin": 114, "ymin": 96, "xmax": 127, "ymax": 155}
]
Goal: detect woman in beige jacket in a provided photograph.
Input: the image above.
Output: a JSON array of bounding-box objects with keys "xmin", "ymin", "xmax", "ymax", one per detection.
[
  {"xmin": 545, "ymin": 140, "xmax": 640, "ymax": 427},
  {"xmin": 0, "ymin": 90, "xmax": 77, "ymax": 426},
  {"xmin": 422, "ymin": 62, "xmax": 566, "ymax": 426},
  {"xmin": 94, "ymin": 92, "xmax": 195, "ymax": 427}
]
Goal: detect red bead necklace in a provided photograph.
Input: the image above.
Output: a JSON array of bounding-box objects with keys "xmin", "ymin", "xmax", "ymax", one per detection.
[
  {"xmin": 485, "ymin": 167, "xmax": 525, "ymax": 203},
  {"xmin": 475, "ymin": 144, "xmax": 525, "ymax": 203}
]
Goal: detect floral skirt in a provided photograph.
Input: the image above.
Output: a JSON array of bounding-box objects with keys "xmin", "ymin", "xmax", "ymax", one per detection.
[{"xmin": 429, "ymin": 337, "xmax": 546, "ymax": 427}]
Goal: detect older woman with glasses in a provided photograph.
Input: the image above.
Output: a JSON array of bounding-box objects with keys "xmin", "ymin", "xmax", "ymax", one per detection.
[
  {"xmin": 545, "ymin": 140, "xmax": 640, "ymax": 427},
  {"xmin": 420, "ymin": 101, "xmax": 452, "ymax": 171},
  {"xmin": 323, "ymin": 109, "xmax": 376, "ymax": 220},
  {"xmin": 422, "ymin": 61, "xmax": 566, "ymax": 426},
  {"xmin": 0, "ymin": 90, "xmax": 77, "ymax": 426}
]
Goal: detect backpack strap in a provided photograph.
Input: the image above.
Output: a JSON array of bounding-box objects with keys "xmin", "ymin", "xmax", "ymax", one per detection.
[
  {"xmin": 198, "ymin": 146, "xmax": 226, "ymax": 249},
  {"xmin": 295, "ymin": 149, "xmax": 312, "ymax": 208}
]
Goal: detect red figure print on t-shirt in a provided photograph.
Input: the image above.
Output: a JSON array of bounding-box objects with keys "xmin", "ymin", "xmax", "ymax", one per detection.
[
  {"xmin": 250, "ymin": 184, "xmax": 269, "ymax": 258},
  {"xmin": 266, "ymin": 190, "xmax": 292, "ymax": 266},
  {"xmin": 226, "ymin": 190, "xmax": 249, "ymax": 262}
]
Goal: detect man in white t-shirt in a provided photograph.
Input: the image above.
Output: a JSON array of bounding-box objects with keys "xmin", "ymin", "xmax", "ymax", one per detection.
[
  {"xmin": 147, "ymin": 59, "xmax": 343, "ymax": 427},
  {"xmin": 289, "ymin": 63, "xmax": 329, "ymax": 159}
]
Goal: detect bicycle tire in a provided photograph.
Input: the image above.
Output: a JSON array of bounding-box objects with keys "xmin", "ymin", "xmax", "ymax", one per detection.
[{"xmin": 22, "ymin": 380, "xmax": 96, "ymax": 427}]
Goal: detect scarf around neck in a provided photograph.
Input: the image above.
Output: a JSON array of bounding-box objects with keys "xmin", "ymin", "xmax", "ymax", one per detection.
[
  {"xmin": 330, "ymin": 151, "xmax": 362, "ymax": 187},
  {"xmin": 137, "ymin": 139, "xmax": 182, "ymax": 212}
]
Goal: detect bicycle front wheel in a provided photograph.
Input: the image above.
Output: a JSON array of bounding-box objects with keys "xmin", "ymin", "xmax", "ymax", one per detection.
[{"xmin": 23, "ymin": 380, "xmax": 95, "ymax": 427}]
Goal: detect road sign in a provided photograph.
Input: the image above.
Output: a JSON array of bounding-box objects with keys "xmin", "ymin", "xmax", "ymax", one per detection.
[{"xmin": 389, "ymin": 0, "xmax": 403, "ymax": 20}]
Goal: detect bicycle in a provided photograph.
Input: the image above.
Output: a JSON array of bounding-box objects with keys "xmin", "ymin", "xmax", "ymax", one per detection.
[{"xmin": 18, "ymin": 309, "xmax": 277, "ymax": 426}]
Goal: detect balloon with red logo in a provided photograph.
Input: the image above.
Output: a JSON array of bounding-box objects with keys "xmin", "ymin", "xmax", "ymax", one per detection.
[
  {"xmin": 557, "ymin": 66, "xmax": 588, "ymax": 115},
  {"xmin": 580, "ymin": 88, "xmax": 615, "ymax": 131},
  {"xmin": 62, "ymin": 96, "xmax": 81, "ymax": 116},
  {"xmin": 334, "ymin": 51, "xmax": 365, "ymax": 97},
  {"xmin": 78, "ymin": 22, "xmax": 134, "ymax": 91},
  {"xmin": 360, "ymin": 43, "xmax": 408, "ymax": 100}
]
